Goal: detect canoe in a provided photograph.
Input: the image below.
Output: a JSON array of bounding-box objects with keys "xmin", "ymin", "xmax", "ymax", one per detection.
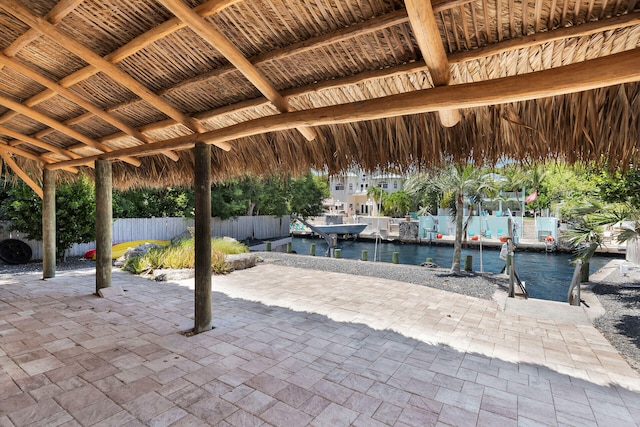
[{"xmin": 85, "ymin": 240, "xmax": 170, "ymax": 260}]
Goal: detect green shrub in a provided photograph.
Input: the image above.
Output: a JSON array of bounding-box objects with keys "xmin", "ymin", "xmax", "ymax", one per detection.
[
  {"xmin": 212, "ymin": 238, "xmax": 249, "ymax": 254},
  {"xmin": 212, "ymin": 250, "xmax": 232, "ymax": 274},
  {"xmin": 122, "ymin": 237, "xmax": 247, "ymax": 273},
  {"xmin": 122, "ymin": 255, "xmax": 151, "ymax": 274}
]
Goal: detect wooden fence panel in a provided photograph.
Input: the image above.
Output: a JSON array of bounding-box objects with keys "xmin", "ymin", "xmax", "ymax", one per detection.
[{"xmin": 1, "ymin": 216, "xmax": 289, "ymax": 260}]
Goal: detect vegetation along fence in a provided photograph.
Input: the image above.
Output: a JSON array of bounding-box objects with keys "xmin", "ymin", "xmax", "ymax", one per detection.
[{"xmin": 0, "ymin": 215, "xmax": 290, "ymax": 260}]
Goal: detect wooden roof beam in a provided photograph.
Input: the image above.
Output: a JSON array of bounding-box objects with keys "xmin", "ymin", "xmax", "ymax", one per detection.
[
  {"xmin": 0, "ymin": 125, "xmax": 79, "ymax": 160},
  {"xmin": 449, "ymin": 12, "xmax": 640, "ymax": 62},
  {"xmin": 0, "ymin": 149, "xmax": 43, "ymax": 198},
  {"xmin": 0, "ymin": 5, "xmax": 411, "ymax": 151},
  {"xmin": 405, "ymin": 0, "xmax": 460, "ymax": 127},
  {"xmin": 0, "ymin": 139, "xmax": 78, "ymax": 173},
  {"xmin": 0, "ymin": 53, "xmax": 180, "ymax": 162},
  {"xmin": 0, "ymin": 0, "xmax": 231, "ymax": 153},
  {"xmin": 0, "ymin": 94, "xmax": 141, "ymax": 167},
  {"xmin": 80, "ymin": 13, "xmax": 640, "ymax": 148},
  {"xmin": 158, "ymin": 0, "xmax": 316, "ymax": 142},
  {"xmin": 0, "ymin": 0, "xmax": 84, "ymax": 59},
  {"xmin": 46, "ymin": 48, "xmax": 640, "ymax": 170},
  {"xmin": 0, "ymin": 0, "xmax": 237, "ymax": 154}
]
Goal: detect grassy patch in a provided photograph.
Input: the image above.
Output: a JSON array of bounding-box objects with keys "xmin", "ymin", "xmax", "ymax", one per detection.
[{"xmin": 123, "ymin": 237, "xmax": 248, "ymax": 274}]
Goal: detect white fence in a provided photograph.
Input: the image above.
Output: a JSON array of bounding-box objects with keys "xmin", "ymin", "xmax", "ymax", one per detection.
[{"xmin": 0, "ymin": 215, "xmax": 290, "ymax": 260}]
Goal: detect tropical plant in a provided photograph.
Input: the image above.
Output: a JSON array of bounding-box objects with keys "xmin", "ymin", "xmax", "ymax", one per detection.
[
  {"xmin": 366, "ymin": 185, "xmax": 386, "ymax": 216},
  {"xmin": 0, "ymin": 175, "xmax": 96, "ymax": 260},
  {"xmin": 122, "ymin": 237, "xmax": 248, "ymax": 274},
  {"xmin": 382, "ymin": 190, "xmax": 414, "ymax": 217},
  {"xmin": 404, "ymin": 171, "xmax": 440, "ymax": 215},
  {"xmin": 406, "ymin": 165, "xmax": 495, "ymax": 274}
]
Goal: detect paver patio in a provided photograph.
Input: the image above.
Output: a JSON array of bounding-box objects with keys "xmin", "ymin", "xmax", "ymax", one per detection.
[{"xmin": 1, "ymin": 263, "xmax": 639, "ymax": 426}]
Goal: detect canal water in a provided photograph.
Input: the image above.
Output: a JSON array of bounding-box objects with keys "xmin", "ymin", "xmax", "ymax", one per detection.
[{"xmin": 291, "ymin": 237, "xmax": 619, "ymax": 302}]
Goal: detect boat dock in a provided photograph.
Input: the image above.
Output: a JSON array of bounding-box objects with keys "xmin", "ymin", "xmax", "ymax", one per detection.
[{"xmin": 291, "ymin": 216, "xmax": 628, "ymax": 256}]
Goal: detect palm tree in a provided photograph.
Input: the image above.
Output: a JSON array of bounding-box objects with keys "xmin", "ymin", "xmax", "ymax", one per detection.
[
  {"xmin": 366, "ymin": 185, "xmax": 385, "ymax": 216},
  {"xmin": 406, "ymin": 165, "xmax": 495, "ymax": 274},
  {"xmin": 564, "ymin": 200, "xmax": 638, "ymax": 263}
]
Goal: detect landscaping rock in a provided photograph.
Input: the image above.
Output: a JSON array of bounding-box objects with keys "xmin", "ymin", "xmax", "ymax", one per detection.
[
  {"xmin": 225, "ymin": 253, "xmax": 258, "ymax": 271},
  {"xmin": 420, "ymin": 261, "xmax": 439, "ymax": 268},
  {"xmin": 153, "ymin": 268, "xmax": 195, "ymax": 282}
]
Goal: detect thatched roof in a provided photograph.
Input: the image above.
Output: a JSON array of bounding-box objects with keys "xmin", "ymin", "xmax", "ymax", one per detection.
[{"xmin": 0, "ymin": 0, "xmax": 638, "ymax": 190}]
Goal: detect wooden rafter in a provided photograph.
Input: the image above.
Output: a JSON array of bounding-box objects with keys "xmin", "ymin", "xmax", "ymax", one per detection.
[
  {"xmin": 32, "ymin": 7, "xmax": 414, "ymax": 146},
  {"xmin": 46, "ymin": 48, "xmax": 640, "ymax": 170},
  {"xmin": 0, "ymin": 0, "xmax": 238, "ymax": 152},
  {"xmin": 61, "ymin": 12, "xmax": 640, "ymax": 151},
  {"xmin": 449, "ymin": 12, "xmax": 640, "ymax": 62},
  {"xmin": 0, "ymin": 54, "xmax": 180, "ymax": 162},
  {"xmin": 0, "ymin": 3, "xmax": 481, "ymax": 162},
  {"xmin": 405, "ymin": 0, "xmax": 461, "ymax": 127},
  {"xmin": 0, "ymin": 125, "xmax": 79, "ymax": 160},
  {"xmin": 0, "ymin": 0, "xmax": 232, "ymax": 153},
  {"xmin": 0, "ymin": 139, "xmax": 78, "ymax": 173},
  {"xmin": 158, "ymin": 0, "xmax": 317, "ymax": 141},
  {"xmin": 0, "ymin": 149, "xmax": 43, "ymax": 198},
  {"xmin": 0, "ymin": 0, "xmax": 240, "ymax": 129},
  {"xmin": 0, "ymin": 0, "xmax": 83, "ymax": 59},
  {"xmin": 0, "ymin": 94, "xmax": 141, "ymax": 167}
]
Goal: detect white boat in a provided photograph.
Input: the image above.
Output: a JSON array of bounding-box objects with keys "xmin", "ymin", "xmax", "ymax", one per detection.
[{"xmin": 312, "ymin": 223, "xmax": 368, "ymax": 235}]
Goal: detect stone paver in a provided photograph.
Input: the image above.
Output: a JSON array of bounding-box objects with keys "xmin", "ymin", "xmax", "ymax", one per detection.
[{"xmin": 0, "ymin": 264, "xmax": 638, "ymax": 426}]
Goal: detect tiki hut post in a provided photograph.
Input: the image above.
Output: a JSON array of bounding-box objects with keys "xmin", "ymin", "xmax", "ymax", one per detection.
[
  {"xmin": 42, "ymin": 169, "xmax": 56, "ymax": 279},
  {"xmin": 95, "ymin": 159, "xmax": 112, "ymax": 293},
  {"xmin": 194, "ymin": 142, "xmax": 212, "ymax": 334}
]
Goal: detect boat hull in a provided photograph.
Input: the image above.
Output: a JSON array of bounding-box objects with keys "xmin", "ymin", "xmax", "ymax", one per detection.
[{"xmin": 312, "ymin": 224, "xmax": 368, "ymax": 234}]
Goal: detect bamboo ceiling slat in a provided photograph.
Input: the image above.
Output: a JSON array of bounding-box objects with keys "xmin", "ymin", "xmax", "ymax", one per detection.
[{"xmin": 0, "ymin": 0, "xmax": 638, "ymax": 187}]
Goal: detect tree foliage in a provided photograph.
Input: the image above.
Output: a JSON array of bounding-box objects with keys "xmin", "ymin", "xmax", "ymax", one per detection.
[
  {"xmin": 289, "ymin": 172, "xmax": 330, "ymax": 218},
  {"xmin": 382, "ymin": 190, "xmax": 414, "ymax": 217},
  {"xmin": 406, "ymin": 165, "xmax": 495, "ymax": 274},
  {"xmin": 0, "ymin": 175, "xmax": 96, "ymax": 259},
  {"xmin": 596, "ymin": 166, "xmax": 640, "ymax": 209},
  {"xmin": 112, "ymin": 173, "xmax": 328, "ymax": 220},
  {"xmin": 114, "ymin": 187, "xmax": 194, "ymax": 218}
]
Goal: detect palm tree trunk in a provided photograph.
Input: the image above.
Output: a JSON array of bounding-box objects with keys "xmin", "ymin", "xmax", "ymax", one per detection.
[{"xmin": 451, "ymin": 195, "xmax": 464, "ymax": 274}]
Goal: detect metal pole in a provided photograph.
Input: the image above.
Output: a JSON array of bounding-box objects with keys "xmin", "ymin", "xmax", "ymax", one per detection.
[{"xmin": 508, "ymin": 217, "xmax": 515, "ymax": 297}]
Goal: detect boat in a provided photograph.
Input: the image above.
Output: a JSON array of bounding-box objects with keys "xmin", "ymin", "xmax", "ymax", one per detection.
[{"xmin": 311, "ymin": 223, "xmax": 368, "ymax": 235}]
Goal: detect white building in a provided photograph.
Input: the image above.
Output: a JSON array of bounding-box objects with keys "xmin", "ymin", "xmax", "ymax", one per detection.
[{"xmin": 326, "ymin": 170, "xmax": 405, "ymax": 216}]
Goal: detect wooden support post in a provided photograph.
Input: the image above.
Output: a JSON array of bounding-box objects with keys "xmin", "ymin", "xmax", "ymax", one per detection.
[
  {"xmin": 464, "ymin": 255, "xmax": 473, "ymax": 271},
  {"xmin": 42, "ymin": 169, "xmax": 55, "ymax": 279},
  {"xmin": 95, "ymin": 159, "xmax": 112, "ymax": 293},
  {"xmin": 194, "ymin": 142, "xmax": 212, "ymax": 334}
]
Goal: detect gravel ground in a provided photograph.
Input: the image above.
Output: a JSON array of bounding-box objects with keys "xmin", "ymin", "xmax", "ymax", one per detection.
[
  {"xmin": 256, "ymin": 251, "xmax": 506, "ymax": 301},
  {"xmin": 2, "ymin": 252, "xmax": 637, "ymax": 374},
  {"xmin": 590, "ymin": 268, "xmax": 640, "ymax": 373},
  {"xmin": 0, "ymin": 256, "xmax": 94, "ymax": 275}
]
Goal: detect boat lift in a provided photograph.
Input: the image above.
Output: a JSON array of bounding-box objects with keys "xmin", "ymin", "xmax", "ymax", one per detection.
[{"xmin": 291, "ymin": 214, "xmax": 337, "ymax": 257}]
